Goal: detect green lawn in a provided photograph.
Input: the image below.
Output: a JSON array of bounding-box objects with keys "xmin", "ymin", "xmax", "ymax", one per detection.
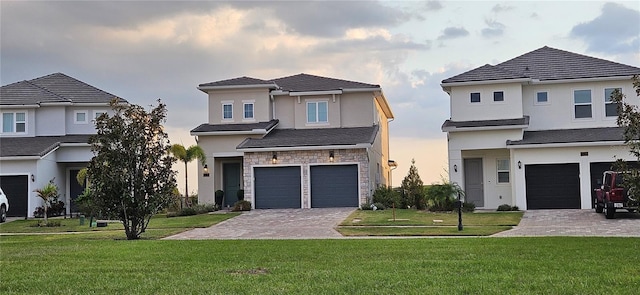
[
  {"xmin": 337, "ymin": 209, "xmax": 522, "ymax": 236},
  {"xmin": 0, "ymin": 212, "xmax": 240, "ymax": 239},
  {"xmin": 1, "ymin": 235, "xmax": 638, "ymax": 294}
]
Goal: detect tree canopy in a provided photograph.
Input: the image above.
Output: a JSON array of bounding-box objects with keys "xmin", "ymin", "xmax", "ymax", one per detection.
[
  {"xmin": 86, "ymin": 99, "xmax": 177, "ymax": 240},
  {"xmin": 169, "ymin": 144, "xmax": 206, "ymax": 207},
  {"xmin": 612, "ymin": 75, "xmax": 640, "ymax": 203}
]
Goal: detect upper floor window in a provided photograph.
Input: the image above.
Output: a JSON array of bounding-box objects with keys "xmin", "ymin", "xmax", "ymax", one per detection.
[
  {"xmin": 243, "ymin": 103, "xmax": 254, "ymax": 120},
  {"xmin": 470, "ymin": 92, "xmax": 481, "ymax": 103},
  {"xmin": 536, "ymin": 91, "xmax": 548, "ymax": 104},
  {"xmin": 74, "ymin": 111, "xmax": 88, "ymax": 124},
  {"xmin": 604, "ymin": 88, "xmax": 621, "ymax": 117},
  {"xmin": 94, "ymin": 111, "xmax": 107, "ymax": 120},
  {"xmin": 222, "ymin": 103, "xmax": 233, "ymax": 120},
  {"xmin": 2, "ymin": 112, "xmax": 26, "ymax": 133},
  {"xmin": 493, "ymin": 91, "xmax": 504, "ymax": 102},
  {"xmin": 497, "ymin": 159, "xmax": 510, "ymax": 183},
  {"xmin": 307, "ymin": 101, "xmax": 328, "ymax": 123},
  {"xmin": 573, "ymin": 89, "xmax": 592, "ymax": 119}
]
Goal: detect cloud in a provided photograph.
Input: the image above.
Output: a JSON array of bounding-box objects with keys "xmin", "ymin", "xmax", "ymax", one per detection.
[
  {"xmin": 482, "ymin": 19, "xmax": 506, "ymax": 38},
  {"xmin": 570, "ymin": 2, "xmax": 640, "ymax": 54},
  {"xmin": 437, "ymin": 27, "xmax": 469, "ymax": 40},
  {"xmin": 491, "ymin": 4, "xmax": 514, "ymax": 13},
  {"xmin": 425, "ymin": 1, "xmax": 443, "ymax": 11}
]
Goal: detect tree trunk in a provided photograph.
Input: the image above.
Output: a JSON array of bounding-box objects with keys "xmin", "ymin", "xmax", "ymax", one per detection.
[
  {"xmin": 43, "ymin": 202, "xmax": 48, "ymax": 225},
  {"xmin": 184, "ymin": 161, "xmax": 189, "ymax": 207}
]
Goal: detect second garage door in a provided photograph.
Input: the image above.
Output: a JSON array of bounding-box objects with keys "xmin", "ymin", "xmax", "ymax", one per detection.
[
  {"xmin": 310, "ymin": 164, "xmax": 359, "ymax": 208},
  {"xmin": 525, "ymin": 163, "xmax": 580, "ymax": 209},
  {"xmin": 254, "ymin": 166, "xmax": 301, "ymax": 209}
]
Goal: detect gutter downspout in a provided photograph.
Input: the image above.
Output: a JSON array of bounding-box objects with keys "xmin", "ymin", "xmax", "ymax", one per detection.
[{"xmin": 270, "ymin": 93, "xmax": 275, "ymax": 119}]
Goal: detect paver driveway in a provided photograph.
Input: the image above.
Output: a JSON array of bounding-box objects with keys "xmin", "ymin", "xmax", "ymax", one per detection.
[
  {"xmin": 164, "ymin": 208, "xmax": 355, "ymax": 240},
  {"xmin": 492, "ymin": 209, "xmax": 640, "ymax": 237}
]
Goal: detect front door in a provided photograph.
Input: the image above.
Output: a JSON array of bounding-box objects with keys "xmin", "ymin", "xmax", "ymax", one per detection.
[
  {"xmin": 223, "ymin": 163, "xmax": 241, "ymax": 208},
  {"xmin": 464, "ymin": 158, "xmax": 484, "ymax": 207}
]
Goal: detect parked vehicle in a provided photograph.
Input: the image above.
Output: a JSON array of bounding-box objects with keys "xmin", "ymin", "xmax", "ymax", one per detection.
[
  {"xmin": 0, "ymin": 187, "xmax": 9, "ymax": 223},
  {"xmin": 594, "ymin": 171, "xmax": 639, "ymax": 219}
]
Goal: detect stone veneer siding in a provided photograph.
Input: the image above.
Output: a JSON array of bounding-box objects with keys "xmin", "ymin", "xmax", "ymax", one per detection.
[{"xmin": 243, "ymin": 149, "xmax": 370, "ymax": 208}]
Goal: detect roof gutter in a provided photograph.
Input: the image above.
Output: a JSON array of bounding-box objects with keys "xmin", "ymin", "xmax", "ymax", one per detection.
[
  {"xmin": 440, "ymin": 78, "xmax": 532, "ymax": 88},
  {"xmin": 443, "ymin": 124, "xmax": 529, "ymax": 132},
  {"xmin": 507, "ymin": 140, "xmax": 626, "ymax": 149},
  {"xmin": 190, "ymin": 129, "xmax": 270, "ymax": 136},
  {"xmin": 0, "ymin": 156, "xmax": 42, "ymax": 160},
  {"xmin": 528, "ymin": 75, "xmax": 638, "ymax": 85},
  {"xmin": 237, "ymin": 143, "xmax": 372, "ymax": 152},
  {"xmin": 0, "ymin": 104, "xmax": 40, "ymax": 109}
]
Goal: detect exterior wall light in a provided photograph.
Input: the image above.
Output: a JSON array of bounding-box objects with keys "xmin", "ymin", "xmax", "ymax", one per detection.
[
  {"xmin": 329, "ymin": 151, "xmax": 334, "ymax": 162},
  {"xmin": 518, "ymin": 161, "xmax": 522, "ymax": 169},
  {"xmin": 203, "ymin": 164, "xmax": 210, "ymax": 177},
  {"xmin": 272, "ymin": 152, "xmax": 277, "ymax": 164},
  {"xmin": 31, "ymin": 174, "xmax": 35, "ymax": 182},
  {"xmin": 453, "ymin": 164, "xmax": 457, "ymax": 172}
]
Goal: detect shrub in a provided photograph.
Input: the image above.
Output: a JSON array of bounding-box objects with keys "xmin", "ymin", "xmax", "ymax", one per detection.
[
  {"xmin": 232, "ymin": 200, "xmax": 251, "ymax": 211},
  {"xmin": 215, "ymin": 190, "xmax": 224, "ymax": 206},
  {"xmin": 360, "ymin": 203, "xmax": 373, "ymax": 210},
  {"xmin": 372, "ymin": 202, "xmax": 386, "ymax": 210},
  {"xmin": 497, "ymin": 204, "xmax": 519, "ymax": 211},
  {"xmin": 179, "ymin": 207, "xmax": 197, "ymax": 216},
  {"xmin": 424, "ymin": 181, "xmax": 465, "ymax": 212},
  {"xmin": 237, "ymin": 189, "xmax": 245, "ymax": 201},
  {"xmin": 189, "ymin": 194, "xmax": 198, "ymax": 206},
  {"xmin": 462, "ymin": 202, "xmax": 476, "ymax": 212},
  {"xmin": 372, "ymin": 186, "xmax": 400, "ymax": 208}
]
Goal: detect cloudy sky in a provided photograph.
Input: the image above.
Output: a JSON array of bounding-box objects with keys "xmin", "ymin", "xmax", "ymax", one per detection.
[{"xmin": 2, "ymin": 0, "xmax": 639, "ymax": 191}]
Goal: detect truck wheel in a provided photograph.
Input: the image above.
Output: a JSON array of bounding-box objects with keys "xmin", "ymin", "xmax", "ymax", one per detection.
[
  {"xmin": 595, "ymin": 203, "xmax": 604, "ymax": 213},
  {"xmin": 605, "ymin": 202, "xmax": 616, "ymax": 219},
  {"xmin": 0, "ymin": 205, "xmax": 6, "ymax": 223}
]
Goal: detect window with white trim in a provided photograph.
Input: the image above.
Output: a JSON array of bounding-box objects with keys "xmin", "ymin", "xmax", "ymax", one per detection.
[
  {"xmin": 604, "ymin": 88, "xmax": 621, "ymax": 117},
  {"xmin": 2, "ymin": 112, "xmax": 26, "ymax": 133},
  {"xmin": 222, "ymin": 103, "xmax": 233, "ymax": 120},
  {"xmin": 74, "ymin": 111, "xmax": 88, "ymax": 124},
  {"xmin": 536, "ymin": 91, "xmax": 548, "ymax": 104},
  {"xmin": 573, "ymin": 89, "xmax": 592, "ymax": 119},
  {"xmin": 307, "ymin": 101, "xmax": 328, "ymax": 123},
  {"xmin": 94, "ymin": 111, "xmax": 107, "ymax": 120},
  {"xmin": 243, "ymin": 103, "xmax": 254, "ymax": 119},
  {"xmin": 497, "ymin": 159, "xmax": 510, "ymax": 183}
]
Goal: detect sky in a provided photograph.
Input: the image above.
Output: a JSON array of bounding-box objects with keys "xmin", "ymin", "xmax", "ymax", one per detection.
[{"xmin": 1, "ymin": 0, "xmax": 639, "ymax": 194}]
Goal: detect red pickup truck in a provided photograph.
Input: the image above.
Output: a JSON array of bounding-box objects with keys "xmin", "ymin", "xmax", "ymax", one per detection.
[{"xmin": 594, "ymin": 171, "xmax": 639, "ymax": 219}]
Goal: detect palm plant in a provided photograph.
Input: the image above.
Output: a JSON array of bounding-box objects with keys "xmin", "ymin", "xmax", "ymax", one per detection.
[
  {"xmin": 169, "ymin": 144, "xmax": 206, "ymax": 207},
  {"xmin": 34, "ymin": 179, "xmax": 59, "ymax": 225}
]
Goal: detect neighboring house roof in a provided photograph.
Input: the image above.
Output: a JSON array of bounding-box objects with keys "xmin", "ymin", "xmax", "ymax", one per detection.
[
  {"xmin": 1, "ymin": 73, "xmax": 126, "ymax": 105},
  {"xmin": 191, "ymin": 120, "xmax": 279, "ymax": 134},
  {"xmin": 199, "ymin": 73, "xmax": 380, "ymax": 92},
  {"xmin": 442, "ymin": 46, "xmax": 640, "ymax": 84},
  {"xmin": 442, "ymin": 117, "xmax": 529, "ymax": 131},
  {"xmin": 0, "ymin": 135, "xmax": 92, "ymax": 158},
  {"xmin": 507, "ymin": 127, "xmax": 624, "ymax": 146},
  {"xmin": 237, "ymin": 125, "xmax": 379, "ymax": 150}
]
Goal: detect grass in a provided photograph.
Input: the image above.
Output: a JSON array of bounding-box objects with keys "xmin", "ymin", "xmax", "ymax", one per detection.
[
  {"xmin": 1, "ymin": 235, "xmax": 639, "ymax": 294},
  {"xmin": 337, "ymin": 209, "xmax": 522, "ymax": 236},
  {"xmin": 0, "ymin": 212, "xmax": 240, "ymax": 239}
]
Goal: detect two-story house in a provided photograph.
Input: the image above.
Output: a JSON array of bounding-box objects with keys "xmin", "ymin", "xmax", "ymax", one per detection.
[
  {"xmin": 0, "ymin": 73, "xmax": 127, "ymax": 217},
  {"xmin": 192, "ymin": 73, "xmax": 395, "ymax": 209},
  {"xmin": 441, "ymin": 46, "xmax": 640, "ymax": 210}
]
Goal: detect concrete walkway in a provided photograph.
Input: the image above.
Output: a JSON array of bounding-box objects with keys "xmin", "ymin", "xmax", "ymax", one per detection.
[
  {"xmin": 163, "ymin": 208, "xmax": 356, "ymax": 240},
  {"xmin": 492, "ymin": 209, "xmax": 640, "ymax": 237}
]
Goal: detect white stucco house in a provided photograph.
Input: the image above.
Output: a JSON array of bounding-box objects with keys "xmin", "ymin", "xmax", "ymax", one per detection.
[
  {"xmin": 191, "ymin": 73, "xmax": 395, "ymax": 209},
  {"xmin": 0, "ymin": 73, "xmax": 127, "ymax": 217},
  {"xmin": 441, "ymin": 46, "xmax": 640, "ymax": 210}
]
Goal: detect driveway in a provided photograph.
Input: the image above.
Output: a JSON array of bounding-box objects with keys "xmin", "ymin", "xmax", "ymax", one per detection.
[
  {"xmin": 163, "ymin": 208, "xmax": 355, "ymax": 240},
  {"xmin": 492, "ymin": 209, "xmax": 640, "ymax": 237}
]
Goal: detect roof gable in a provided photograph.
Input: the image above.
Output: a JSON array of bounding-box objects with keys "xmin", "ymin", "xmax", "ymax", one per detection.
[{"xmin": 442, "ymin": 46, "xmax": 640, "ymax": 84}]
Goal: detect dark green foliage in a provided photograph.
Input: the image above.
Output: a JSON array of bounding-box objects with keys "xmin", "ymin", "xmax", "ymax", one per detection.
[
  {"xmin": 372, "ymin": 186, "xmax": 400, "ymax": 208},
  {"xmin": 360, "ymin": 203, "xmax": 373, "ymax": 210},
  {"xmin": 372, "ymin": 203, "xmax": 386, "ymax": 210},
  {"xmin": 462, "ymin": 202, "xmax": 476, "ymax": 212},
  {"xmin": 497, "ymin": 204, "xmax": 518, "ymax": 211},
  {"xmin": 232, "ymin": 200, "xmax": 252, "ymax": 211},
  {"xmin": 424, "ymin": 182, "xmax": 465, "ymax": 212},
  {"xmin": 612, "ymin": 75, "xmax": 640, "ymax": 205},
  {"xmin": 215, "ymin": 190, "xmax": 224, "ymax": 206},
  {"xmin": 86, "ymin": 99, "xmax": 177, "ymax": 240},
  {"xmin": 33, "ymin": 200, "xmax": 65, "ymax": 218},
  {"xmin": 401, "ymin": 159, "xmax": 425, "ymax": 209},
  {"xmin": 169, "ymin": 144, "xmax": 206, "ymax": 208}
]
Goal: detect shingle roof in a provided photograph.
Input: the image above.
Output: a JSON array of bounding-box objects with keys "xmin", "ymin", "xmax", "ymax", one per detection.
[
  {"xmin": 199, "ymin": 73, "xmax": 379, "ymax": 92},
  {"xmin": 442, "ymin": 117, "xmax": 529, "ymax": 130},
  {"xmin": 191, "ymin": 120, "xmax": 279, "ymax": 133},
  {"xmin": 442, "ymin": 46, "xmax": 640, "ymax": 84},
  {"xmin": 0, "ymin": 135, "xmax": 92, "ymax": 157},
  {"xmin": 198, "ymin": 76, "xmax": 276, "ymax": 88},
  {"xmin": 236, "ymin": 125, "xmax": 379, "ymax": 149},
  {"xmin": 1, "ymin": 73, "xmax": 126, "ymax": 105},
  {"xmin": 507, "ymin": 127, "xmax": 624, "ymax": 146},
  {"xmin": 271, "ymin": 73, "xmax": 379, "ymax": 92}
]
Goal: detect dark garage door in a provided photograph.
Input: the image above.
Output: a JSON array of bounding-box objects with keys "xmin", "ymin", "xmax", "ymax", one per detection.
[
  {"xmin": 254, "ymin": 166, "xmax": 301, "ymax": 209},
  {"xmin": 0, "ymin": 175, "xmax": 29, "ymax": 217},
  {"xmin": 310, "ymin": 164, "xmax": 358, "ymax": 208},
  {"xmin": 525, "ymin": 163, "xmax": 580, "ymax": 209}
]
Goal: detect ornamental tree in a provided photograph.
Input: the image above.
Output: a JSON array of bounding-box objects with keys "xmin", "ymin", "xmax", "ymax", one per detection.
[
  {"xmin": 612, "ymin": 75, "xmax": 640, "ymax": 202},
  {"xmin": 86, "ymin": 99, "xmax": 176, "ymax": 240},
  {"xmin": 401, "ymin": 159, "xmax": 425, "ymax": 209}
]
